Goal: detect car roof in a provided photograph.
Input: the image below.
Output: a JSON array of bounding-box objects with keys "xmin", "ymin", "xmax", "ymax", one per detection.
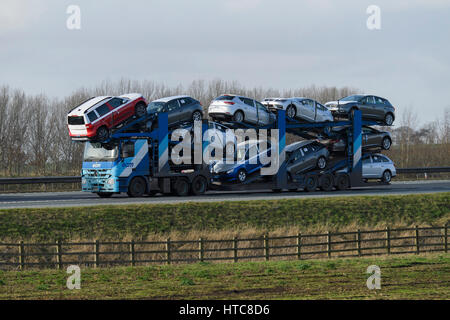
[
  {"xmin": 285, "ymin": 140, "xmax": 314, "ymax": 152},
  {"xmin": 152, "ymin": 95, "xmax": 191, "ymax": 103},
  {"xmin": 69, "ymin": 96, "xmax": 112, "ymax": 115}
]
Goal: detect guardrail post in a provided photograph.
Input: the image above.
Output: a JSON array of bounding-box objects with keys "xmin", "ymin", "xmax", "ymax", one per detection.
[
  {"xmin": 166, "ymin": 238, "xmax": 171, "ymax": 265},
  {"xmin": 19, "ymin": 241, "xmax": 25, "ymax": 270},
  {"xmin": 297, "ymin": 232, "xmax": 302, "ymax": 260},
  {"xmin": 94, "ymin": 240, "xmax": 100, "ymax": 268},
  {"xmin": 199, "ymin": 238, "xmax": 204, "ymax": 262},
  {"xmin": 415, "ymin": 225, "xmax": 420, "ymax": 254},
  {"xmin": 233, "ymin": 237, "xmax": 238, "ymax": 263},
  {"xmin": 327, "ymin": 231, "xmax": 331, "ymax": 258},
  {"xmin": 386, "ymin": 227, "xmax": 391, "ymax": 255},
  {"xmin": 129, "ymin": 240, "xmax": 135, "ymax": 267},
  {"xmin": 56, "ymin": 239, "xmax": 62, "ymax": 270},
  {"xmin": 264, "ymin": 233, "xmax": 269, "ymax": 261},
  {"xmin": 357, "ymin": 229, "xmax": 361, "ymax": 257},
  {"xmin": 444, "ymin": 224, "xmax": 448, "ymax": 253}
]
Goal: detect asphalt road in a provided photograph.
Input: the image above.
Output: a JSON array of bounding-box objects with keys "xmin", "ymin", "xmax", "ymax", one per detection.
[{"xmin": 0, "ymin": 180, "xmax": 449, "ymax": 209}]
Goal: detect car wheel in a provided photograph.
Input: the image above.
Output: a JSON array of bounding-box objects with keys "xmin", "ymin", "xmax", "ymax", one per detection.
[
  {"xmin": 127, "ymin": 177, "xmax": 146, "ymax": 197},
  {"xmin": 135, "ymin": 103, "xmax": 147, "ymax": 117},
  {"xmin": 336, "ymin": 174, "xmax": 350, "ymax": 191},
  {"xmin": 96, "ymin": 126, "xmax": 109, "ymax": 141},
  {"xmin": 319, "ymin": 173, "xmax": 334, "ymax": 191},
  {"xmin": 237, "ymin": 169, "xmax": 247, "ymax": 182},
  {"xmin": 191, "ymin": 176, "xmax": 207, "ymax": 195},
  {"xmin": 173, "ymin": 178, "xmax": 190, "ymax": 196},
  {"xmin": 286, "ymin": 105, "xmax": 296, "ymax": 119},
  {"xmin": 317, "ymin": 156, "xmax": 327, "ymax": 170},
  {"xmin": 382, "ymin": 170, "xmax": 392, "ymax": 183},
  {"xmin": 384, "ymin": 113, "xmax": 394, "ymax": 126},
  {"xmin": 233, "ymin": 111, "xmax": 244, "ymax": 123},
  {"xmin": 382, "ymin": 137, "xmax": 392, "ymax": 150},
  {"xmin": 304, "ymin": 174, "xmax": 318, "ymax": 192},
  {"xmin": 97, "ymin": 192, "xmax": 113, "ymax": 198},
  {"xmin": 192, "ymin": 111, "xmax": 202, "ymax": 122}
]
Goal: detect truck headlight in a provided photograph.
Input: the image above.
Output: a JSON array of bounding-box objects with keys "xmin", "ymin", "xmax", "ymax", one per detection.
[
  {"xmin": 81, "ymin": 178, "xmax": 87, "ymax": 185},
  {"xmin": 106, "ymin": 178, "xmax": 114, "ymax": 185}
]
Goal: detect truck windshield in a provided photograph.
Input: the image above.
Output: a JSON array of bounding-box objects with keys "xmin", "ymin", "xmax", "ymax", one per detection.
[
  {"xmin": 83, "ymin": 142, "xmax": 118, "ymax": 161},
  {"xmin": 147, "ymin": 102, "xmax": 165, "ymax": 112}
]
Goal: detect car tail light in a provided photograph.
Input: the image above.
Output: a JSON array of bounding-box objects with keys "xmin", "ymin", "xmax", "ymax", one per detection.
[{"xmin": 224, "ymin": 101, "xmax": 235, "ymax": 105}]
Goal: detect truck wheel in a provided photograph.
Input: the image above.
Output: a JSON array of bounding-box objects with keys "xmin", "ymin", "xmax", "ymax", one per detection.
[
  {"xmin": 191, "ymin": 176, "xmax": 207, "ymax": 195},
  {"xmin": 336, "ymin": 174, "xmax": 350, "ymax": 191},
  {"xmin": 174, "ymin": 178, "xmax": 190, "ymax": 196},
  {"xmin": 304, "ymin": 174, "xmax": 318, "ymax": 192},
  {"xmin": 127, "ymin": 177, "xmax": 147, "ymax": 197},
  {"xmin": 97, "ymin": 192, "xmax": 113, "ymax": 198},
  {"xmin": 319, "ymin": 174, "xmax": 334, "ymax": 191}
]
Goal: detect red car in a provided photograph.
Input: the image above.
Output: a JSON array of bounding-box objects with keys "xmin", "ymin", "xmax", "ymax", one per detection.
[{"xmin": 67, "ymin": 93, "xmax": 147, "ymax": 140}]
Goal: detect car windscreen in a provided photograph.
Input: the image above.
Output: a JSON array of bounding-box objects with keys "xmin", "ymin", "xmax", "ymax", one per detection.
[
  {"xmin": 68, "ymin": 116, "xmax": 85, "ymax": 125},
  {"xmin": 340, "ymin": 95, "xmax": 364, "ymax": 102},
  {"xmin": 147, "ymin": 101, "xmax": 165, "ymax": 112},
  {"xmin": 215, "ymin": 95, "xmax": 235, "ymax": 101},
  {"xmin": 83, "ymin": 142, "xmax": 118, "ymax": 162}
]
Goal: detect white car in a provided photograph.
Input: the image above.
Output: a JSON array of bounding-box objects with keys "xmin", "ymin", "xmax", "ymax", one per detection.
[
  {"xmin": 262, "ymin": 97, "xmax": 333, "ymax": 122},
  {"xmin": 338, "ymin": 153, "xmax": 397, "ymax": 183},
  {"xmin": 208, "ymin": 94, "xmax": 275, "ymax": 126}
]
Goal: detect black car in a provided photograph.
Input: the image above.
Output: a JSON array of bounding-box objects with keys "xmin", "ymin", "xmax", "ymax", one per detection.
[
  {"xmin": 325, "ymin": 94, "xmax": 395, "ymax": 126},
  {"xmin": 285, "ymin": 140, "xmax": 330, "ymax": 179},
  {"xmin": 327, "ymin": 126, "xmax": 392, "ymax": 153}
]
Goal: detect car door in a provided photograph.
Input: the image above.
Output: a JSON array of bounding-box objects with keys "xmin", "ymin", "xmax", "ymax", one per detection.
[
  {"xmin": 364, "ymin": 127, "xmax": 381, "ymax": 147},
  {"xmin": 362, "ymin": 155, "xmax": 372, "ymax": 177},
  {"xmin": 315, "ymin": 102, "xmax": 329, "ymax": 122},
  {"xmin": 288, "ymin": 149, "xmax": 304, "ymax": 174},
  {"xmin": 165, "ymin": 99, "xmax": 181, "ymax": 123},
  {"xmin": 178, "ymin": 98, "xmax": 192, "ymax": 122},
  {"xmin": 107, "ymin": 97, "xmax": 126, "ymax": 125},
  {"xmin": 360, "ymin": 96, "xmax": 375, "ymax": 118},
  {"xmin": 302, "ymin": 99, "xmax": 315, "ymax": 121},
  {"xmin": 245, "ymin": 144, "xmax": 260, "ymax": 173},
  {"xmin": 239, "ymin": 97, "xmax": 257, "ymax": 124},
  {"xmin": 94, "ymin": 102, "xmax": 113, "ymax": 128},
  {"xmin": 370, "ymin": 155, "xmax": 384, "ymax": 178},
  {"xmin": 300, "ymin": 145, "xmax": 316, "ymax": 171},
  {"xmin": 374, "ymin": 96, "xmax": 386, "ymax": 120}
]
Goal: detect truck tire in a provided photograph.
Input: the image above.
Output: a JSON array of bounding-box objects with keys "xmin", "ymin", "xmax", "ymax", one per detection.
[
  {"xmin": 336, "ymin": 174, "xmax": 350, "ymax": 191},
  {"xmin": 174, "ymin": 178, "xmax": 190, "ymax": 196},
  {"xmin": 191, "ymin": 176, "xmax": 207, "ymax": 195},
  {"xmin": 127, "ymin": 177, "xmax": 147, "ymax": 197},
  {"xmin": 319, "ymin": 173, "xmax": 334, "ymax": 191},
  {"xmin": 97, "ymin": 192, "xmax": 113, "ymax": 198},
  {"xmin": 304, "ymin": 174, "xmax": 318, "ymax": 192}
]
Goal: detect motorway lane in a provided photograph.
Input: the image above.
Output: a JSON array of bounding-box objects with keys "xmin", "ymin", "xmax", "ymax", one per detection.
[{"xmin": 0, "ymin": 180, "xmax": 449, "ymax": 209}]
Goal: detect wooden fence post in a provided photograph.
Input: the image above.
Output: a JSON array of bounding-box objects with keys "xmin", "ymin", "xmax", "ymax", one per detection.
[
  {"xmin": 297, "ymin": 232, "xmax": 302, "ymax": 260},
  {"xmin": 94, "ymin": 240, "xmax": 100, "ymax": 268},
  {"xmin": 129, "ymin": 240, "xmax": 135, "ymax": 267},
  {"xmin": 327, "ymin": 231, "xmax": 331, "ymax": 258},
  {"xmin": 445, "ymin": 224, "xmax": 448, "ymax": 253},
  {"xmin": 56, "ymin": 239, "xmax": 62, "ymax": 270},
  {"xmin": 357, "ymin": 229, "xmax": 361, "ymax": 257},
  {"xmin": 264, "ymin": 233, "xmax": 269, "ymax": 261},
  {"xmin": 18, "ymin": 241, "xmax": 25, "ymax": 270},
  {"xmin": 233, "ymin": 237, "xmax": 238, "ymax": 263},
  {"xmin": 199, "ymin": 238, "xmax": 204, "ymax": 262},
  {"xmin": 166, "ymin": 238, "xmax": 171, "ymax": 265},
  {"xmin": 386, "ymin": 227, "xmax": 391, "ymax": 254},
  {"xmin": 415, "ymin": 225, "xmax": 420, "ymax": 254}
]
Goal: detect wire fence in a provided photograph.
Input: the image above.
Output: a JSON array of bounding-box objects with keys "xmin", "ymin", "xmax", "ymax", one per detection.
[{"xmin": 0, "ymin": 225, "xmax": 448, "ymax": 270}]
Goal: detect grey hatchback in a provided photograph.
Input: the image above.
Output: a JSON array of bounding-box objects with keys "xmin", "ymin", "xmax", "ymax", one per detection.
[
  {"xmin": 146, "ymin": 95, "xmax": 203, "ymax": 129},
  {"xmin": 285, "ymin": 140, "xmax": 330, "ymax": 179},
  {"xmin": 325, "ymin": 94, "xmax": 395, "ymax": 126}
]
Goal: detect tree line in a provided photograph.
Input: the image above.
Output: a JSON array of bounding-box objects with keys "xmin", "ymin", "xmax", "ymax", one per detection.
[{"xmin": 0, "ymin": 79, "xmax": 448, "ymax": 176}]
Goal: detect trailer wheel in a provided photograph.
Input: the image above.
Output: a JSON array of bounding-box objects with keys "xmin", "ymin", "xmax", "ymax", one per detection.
[
  {"xmin": 174, "ymin": 178, "xmax": 190, "ymax": 196},
  {"xmin": 127, "ymin": 177, "xmax": 147, "ymax": 197},
  {"xmin": 304, "ymin": 174, "xmax": 318, "ymax": 192},
  {"xmin": 191, "ymin": 176, "xmax": 207, "ymax": 195},
  {"xmin": 336, "ymin": 174, "xmax": 350, "ymax": 191},
  {"xmin": 97, "ymin": 192, "xmax": 113, "ymax": 198},
  {"xmin": 319, "ymin": 174, "xmax": 334, "ymax": 191}
]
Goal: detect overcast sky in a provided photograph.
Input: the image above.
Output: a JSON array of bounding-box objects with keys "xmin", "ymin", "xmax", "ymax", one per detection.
[{"xmin": 1, "ymin": 0, "xmax": 449, "ymax": 124}]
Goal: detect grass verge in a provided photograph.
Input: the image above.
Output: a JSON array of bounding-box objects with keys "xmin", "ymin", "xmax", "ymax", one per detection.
[
  {"xmin": 0, "ymin": 253, "xmax": 448, "ymax": 299},
  {"xmin": 0, "ymin": 193, "xmax": 449, "ymax": 241}
]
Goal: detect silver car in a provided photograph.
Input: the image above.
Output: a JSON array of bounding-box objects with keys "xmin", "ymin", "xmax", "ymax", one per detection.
[
  {"xmin": 262, "ymin": 97, "xmax": 333, "ymax": 122},
  {"xmin": 208, "ymin": 94, "xmax": 275, "ymax": 126},
  {"xmin": 338, "ymin": 153, "xmax": 397, "ymax": 183}
]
